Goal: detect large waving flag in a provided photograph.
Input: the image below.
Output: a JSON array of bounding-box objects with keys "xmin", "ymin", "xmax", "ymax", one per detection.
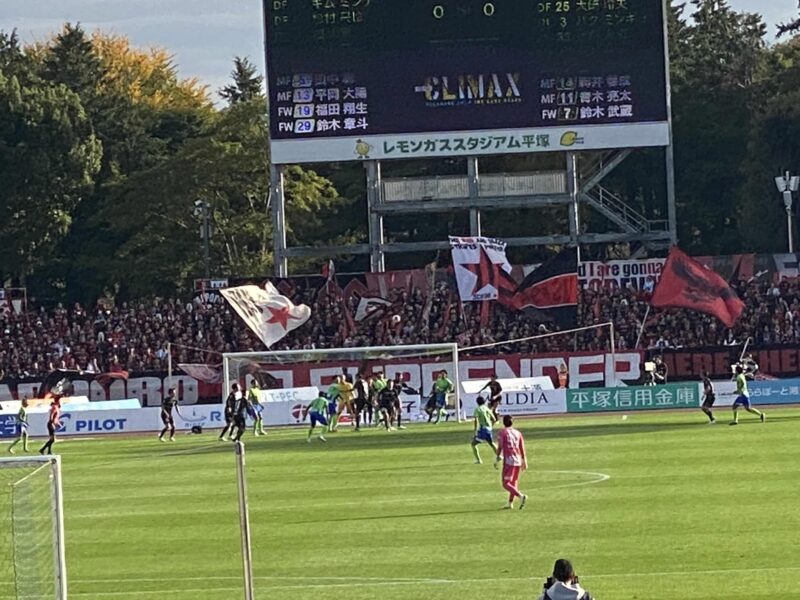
[
  {"xmin": 650, "ymin": 246, "xmax": 744, "ymax": 328},
  {"xmin": 221, "ymin": 283, "xmax": 311, "ymax": 348},
  {"xmin": 506, "ymin": 248, "xmax": 578, "ymax": 327},
  {"xmin": 449, "ymin": 236, "xmax": 513, "ymax": 302}
]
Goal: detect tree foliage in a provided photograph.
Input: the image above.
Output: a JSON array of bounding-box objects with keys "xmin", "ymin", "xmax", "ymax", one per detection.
[
  {"xmin": 7, "ymin": 10, "xmax": 800, "ymax": 299},
  {"xmin": 219, "ymin": 56, "xmax": 264, "ymax": 105},
  {"xmin": 0, "ymin": 64, "xmax": 102, "ymax": 280}
]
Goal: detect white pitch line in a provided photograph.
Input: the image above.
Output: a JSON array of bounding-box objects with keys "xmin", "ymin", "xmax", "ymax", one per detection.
[
  {"xmin": 8, "ymin": 567, "xmax": 799, "ymax": 598},
  {"xmin": 63, "ymin": 469, "xmax": 610, "ymax": 518},
  {"xmin": 65, "ymin": 564, "xmax": 800, "ymax": 588}
]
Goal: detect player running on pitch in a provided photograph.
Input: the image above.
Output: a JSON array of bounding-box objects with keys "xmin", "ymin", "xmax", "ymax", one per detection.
[
  {"xmin": 8, "ymin": 397, "xmax": 29, "ymax": 453},
  {"xmin": 304, "ymin": 393, "xmax": 329, "ymax": 443},
  {"xmin": 219, "ymin": 383, "xmax": 240, "ymax": 441},
  {"xmin": 495, "ymin": 415, "xmax": 528, "ymax": 509},
  {"xmin": 471, "ymin": 396, "xmax": 497, "ymax": 464},
  {"xmin": 247, "ymin": 380, "xmax": 266, "ymax": 436},
  {"xmin": 158, "ymin": 387, "xmax": 179, "ymax": 442},
  {"xmin": 478, "ymin": 373, "xmax": 503, "ymax": 418},
  {"xmin": 730, "ymin": 365, "xmax": 765, "ymax": 426},
  {"xmin": 700, "ymin": 372, "xmax": 716, "ymax": 424},
  {"xmin": 39, "ymin": 397, "xmax": 61, "ymax": 456}
]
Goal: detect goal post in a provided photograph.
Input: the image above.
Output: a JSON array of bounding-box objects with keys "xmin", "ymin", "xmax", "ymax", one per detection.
[
  {"xmin": 222, "ymin": 343, "xmax": 462, "ymax": 423},
  {"xmin": 0, "ymin": 455, "xmax": 67, "ymax": 600}
]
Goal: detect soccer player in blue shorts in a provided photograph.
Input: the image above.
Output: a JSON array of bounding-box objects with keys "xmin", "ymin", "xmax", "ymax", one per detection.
[
  {"xmin": 471, "ymin": 396, "xmax": 497, "ymax": 464},
  {"xmin": 730, "ymin": 365, "xmax": 765, "ymax": 426},
  {"xmin": 304, "ymin": 393, "xmax": 329, "ymax": 443}
]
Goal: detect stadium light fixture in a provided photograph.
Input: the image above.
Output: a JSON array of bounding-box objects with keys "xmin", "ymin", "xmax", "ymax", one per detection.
[{"xmin": 775, "ymin": 172, "xmax": 799, "ymax": 253}]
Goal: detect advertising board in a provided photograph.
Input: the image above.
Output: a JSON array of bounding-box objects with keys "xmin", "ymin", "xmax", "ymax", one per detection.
[{"xmin": 566, "ymin": 383, "xmax": 700, "ymax": 413}]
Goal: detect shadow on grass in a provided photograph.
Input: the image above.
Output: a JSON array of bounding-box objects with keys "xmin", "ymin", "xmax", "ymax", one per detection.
[{"xmin": 285, "ymin": 506, "xmax": 499, "ymax": 525}]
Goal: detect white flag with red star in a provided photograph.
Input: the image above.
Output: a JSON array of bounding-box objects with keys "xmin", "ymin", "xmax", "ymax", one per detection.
[
  {"xmin": 220, "ymin": 284, "xmax": 311, "ymax": 348},
  {"xmin": 449, "ymin": 236, "xmax": 513, "ymax": 302}
]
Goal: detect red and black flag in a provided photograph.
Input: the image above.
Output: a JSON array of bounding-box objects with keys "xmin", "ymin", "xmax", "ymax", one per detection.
[
  {"xmin": 505, "ymin": 248, "xmax": 578, "ymax": 327},
  {"xmin": 650, "ymin": 246, "xmax": 744, "ymax": 328}
]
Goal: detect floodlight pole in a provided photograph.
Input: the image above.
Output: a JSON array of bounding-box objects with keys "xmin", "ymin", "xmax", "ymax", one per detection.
[{"xmin": 775, "ymin": 171, "xmax": 799, "ymax": 253}]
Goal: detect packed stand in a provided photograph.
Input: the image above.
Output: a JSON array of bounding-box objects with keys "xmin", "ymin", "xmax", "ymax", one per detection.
[{"xmin": 1, "ymin": 277, "xmax": 798, "ymax": 379}]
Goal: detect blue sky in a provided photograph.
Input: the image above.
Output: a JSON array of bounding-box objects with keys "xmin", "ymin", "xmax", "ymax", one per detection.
[{"xmin": 0, "ymin": 0, "xmax": 796, "ymax": 99}]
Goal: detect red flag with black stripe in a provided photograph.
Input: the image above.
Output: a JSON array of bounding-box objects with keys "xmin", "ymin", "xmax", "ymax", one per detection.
[
  {"xmin": 650, "ymin": 247, "xmax": 744, "ymax": 328},
  {"xmin": 504, "ymin": 248, "xmax": 578, "ymax": 327}
]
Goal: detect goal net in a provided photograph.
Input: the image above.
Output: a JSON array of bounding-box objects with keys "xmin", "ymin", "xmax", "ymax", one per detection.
[
  {"xmin": 0, "ymin": 456, "xmax": 67, "ymax": 600},
  {"xmin": 223, "ymin": 343, "xmax": 462, "ymax": 425}
]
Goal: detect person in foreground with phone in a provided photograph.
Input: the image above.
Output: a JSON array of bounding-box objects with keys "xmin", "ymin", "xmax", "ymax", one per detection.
[{"xmin": 538, "ymin": 558, "xmax": 595, "ymax": 600}]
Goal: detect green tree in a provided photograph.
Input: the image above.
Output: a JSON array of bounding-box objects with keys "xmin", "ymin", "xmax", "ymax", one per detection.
[
  {"xmin": 668, "ymin": 0, "xmax": 768, "ymax": 253},
  {"xmin": 0, "ymin": 70, "xmax": 102, "ymax": 281},
  {"xmin": 737, "ymin": 37, "xmax": 800, "ymax": 251},
  {"xmin": 35, "ymin": 27, "xmax": 214, "ymax": 302},
  {"xmin": 219, "ymin": 56, "xmax": 264, "ymax": 105},
  {"xmin": 88, "ymin": 97, "xmax": 350, "ymax": 297}
]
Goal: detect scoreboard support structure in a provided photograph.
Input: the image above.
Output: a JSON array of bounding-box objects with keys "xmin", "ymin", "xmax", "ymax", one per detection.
[
  {"xmin": 270, "ymin": 148, "xmax": 677, "ymax": 276},
  {"xmin": 263, "ymin": 0, "xmax": 678, "ymax": 275}
]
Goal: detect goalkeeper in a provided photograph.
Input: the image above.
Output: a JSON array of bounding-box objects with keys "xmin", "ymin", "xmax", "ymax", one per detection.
[
  {"xmin": 7, "ymin": 397, "xmax": 30, "ymax": 454},
  {"xmin": 247, "ymin": 380, "xmax": 266, "ymax": 436},
  {"xmin": 304, "ymin": 393, "xmax": 329, "ymax": 443}
]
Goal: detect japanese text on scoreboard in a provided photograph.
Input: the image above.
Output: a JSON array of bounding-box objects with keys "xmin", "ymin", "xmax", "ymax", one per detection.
[{"xmin": 264, "ymin": 0, "xmax": 671, "ymax": 163}]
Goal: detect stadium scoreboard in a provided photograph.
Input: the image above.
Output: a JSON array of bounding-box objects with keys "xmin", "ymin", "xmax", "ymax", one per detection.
[{"xmin": 265, "ymin": 0, "xmax": 670, "ymax": 164}]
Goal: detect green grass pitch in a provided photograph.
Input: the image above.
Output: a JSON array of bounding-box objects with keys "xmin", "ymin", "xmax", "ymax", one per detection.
[{"xmin": 2, "ymin": 408, "xmax": 800, "ymax": 599}]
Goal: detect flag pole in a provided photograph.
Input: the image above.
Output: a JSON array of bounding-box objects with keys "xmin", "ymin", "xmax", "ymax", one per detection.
[
  {"xmin": 609, "ymin": 321, "xmax": 617, "ymax": 387},
  {"xmin": 738, "ymin": 336, "xmax": 752, "ymax": 364},
  {"xmin": 635, "ymin": 305, "xmax": 651, "ymax": 350}
]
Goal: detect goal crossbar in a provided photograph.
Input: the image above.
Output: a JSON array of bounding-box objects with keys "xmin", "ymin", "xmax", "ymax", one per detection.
[{"xmin": 223, "ymin": 343, "xmax": 462, "ymax": 421}]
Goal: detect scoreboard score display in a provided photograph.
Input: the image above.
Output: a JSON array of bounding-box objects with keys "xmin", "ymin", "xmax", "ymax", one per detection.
[{"xmin": 265, "ymin": 0, "xmax": 671, "ymax": 164}]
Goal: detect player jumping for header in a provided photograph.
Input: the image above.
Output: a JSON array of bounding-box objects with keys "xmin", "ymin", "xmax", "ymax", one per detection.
[
  {"xmin": 8, "ymin": 397, "xmax": 30, "ymax": 453},
  {"xmin": 429, "ymin": 370, "xmax": 454, "ymax": 424},
  {"xmin": 730, "ymin": 365, "xmax": 765, "ymax": 426},
  {"xmin": 478, "ymin": 374, "xmax": 503, "ymax": 419},
  {"xmin": 495, "ymin": 415, "xmax": 528, "ymax": 510},
  {"xmin": 304, "ymin": 393, "xmax": 329, "ymax": 443},
  {"xmin": 471, "ymin": 396, "xmax": 497, "ymax": 464}
]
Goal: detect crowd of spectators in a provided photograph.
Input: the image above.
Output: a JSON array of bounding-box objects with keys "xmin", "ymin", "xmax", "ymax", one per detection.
[{"xmin": 2, "ymin": 275, "xmax": 800, "ymax": 380}]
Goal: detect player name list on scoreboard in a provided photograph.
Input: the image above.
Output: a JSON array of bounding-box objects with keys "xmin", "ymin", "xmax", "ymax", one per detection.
[{"xmin": 273, "ymin": 74, "xmax": 370, "ymax": 136}]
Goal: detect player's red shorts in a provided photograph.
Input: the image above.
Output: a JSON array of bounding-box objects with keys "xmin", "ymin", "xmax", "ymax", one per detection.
[{"xmin": 502, "ymin": 464, "xmax": 521, "ymax": 486}]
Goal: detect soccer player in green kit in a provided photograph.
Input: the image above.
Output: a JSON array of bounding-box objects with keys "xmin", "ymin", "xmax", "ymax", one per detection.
[
  {"xmin": 432, "ymin": 370, "xmax": 454, "ymax": 423},
  {"xmin": 470, "ymin": 396, "xmax": 497, "ymax": 464},
  {"xmin": 247, "ymin": 380, "xmax": 266, "ymax": 436},
  {"xmin": 8, "ymin": 397, "xmax": 29, "ymax": 453},
  {"xmin": 304, "ymin": 393, "xmax": 329, "ymax": 443},
  {"xmin": 730, "ymin": 365, "xmax": 765, "ymax": 425}
]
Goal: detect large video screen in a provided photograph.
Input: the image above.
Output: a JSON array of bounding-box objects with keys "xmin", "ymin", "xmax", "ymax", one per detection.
[{"xmin": 265, "ymin": 0, "xmax": 670, "ymax": 164}]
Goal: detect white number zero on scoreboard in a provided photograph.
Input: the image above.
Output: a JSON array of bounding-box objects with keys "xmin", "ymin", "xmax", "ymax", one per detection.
[
  {"xmin": 293, "ymin": 88, "xmax": 314, "ymax": 103},
  {"xmin": 294, "ymin": 119, "xmax": 315, "ymax": 134},
  {"xmin": 293, "ymin": 104, "xmax": 314, "ymax": 118}
]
